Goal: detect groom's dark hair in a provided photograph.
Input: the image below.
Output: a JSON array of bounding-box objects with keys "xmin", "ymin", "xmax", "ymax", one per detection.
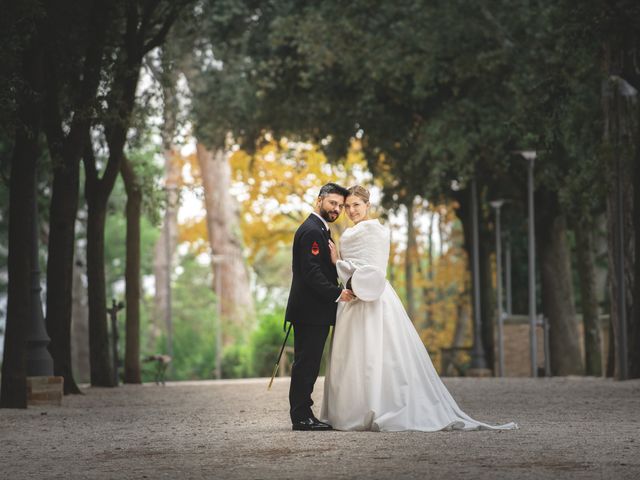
[{"xmin": 318, "ymin": 183, "xmax": 349, "ymax": 198}]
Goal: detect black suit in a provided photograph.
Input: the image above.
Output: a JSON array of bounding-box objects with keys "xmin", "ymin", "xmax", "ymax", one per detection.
[{"xmin": 285, "ymin": 214, "xmax": 342, "ymax": 423}]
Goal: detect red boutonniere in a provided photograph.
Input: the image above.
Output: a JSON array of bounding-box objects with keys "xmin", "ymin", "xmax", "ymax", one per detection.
[{"xmin": 311, "ymin": 241, "xmax": 320, "ymax": 256}]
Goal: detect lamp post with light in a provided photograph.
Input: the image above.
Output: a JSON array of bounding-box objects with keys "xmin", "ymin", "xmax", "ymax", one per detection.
[
  {"xmin": 515, "ymin": 150, "xmax": 538, "ymax": 377},
  {"xmin": 490, "ymin": 199, "xmax": 505, "ymax": 377}
]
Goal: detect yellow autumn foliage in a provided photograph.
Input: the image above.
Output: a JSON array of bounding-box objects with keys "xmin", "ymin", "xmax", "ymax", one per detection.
[
  {"xmin": 229, "ymin": 138, "xmax": 373, "ymax": 263},
  {"xmin": 171, "ymin": 137, "xmax": 473, "ymax": 373}
]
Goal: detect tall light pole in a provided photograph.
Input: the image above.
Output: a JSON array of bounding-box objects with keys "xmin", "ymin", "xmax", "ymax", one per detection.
[
  {"xmin": 505, "ymin": 232, "xmax": 512, "ymax": 316},
  {"xmin": 163, "ymin": 205, "xmax": 174, "ymax": 378},
  {"xmin": 26, "ymin": 179, "xmax": 53, "ymax": 377},
  {"xmin": 516, "ymin": 150, "xmax": 538, "ymax": 377},
  {"xmin": 615, "ymin": 144, "xmax": 628, "ymax": 380},
  {"xmin": 490, "ymin": 200, "xmax": 505, "ymax": 377},
  {"xmin": 212, "ymin": 254, "xmax": 223, "ymax": 380},
  {"xmin": 608, "ymin": 75, "xmax": 636, "ymax": 380},
  {"xmin": 470, "ymin": 177, "xmax": 488, "ymax": 371}
]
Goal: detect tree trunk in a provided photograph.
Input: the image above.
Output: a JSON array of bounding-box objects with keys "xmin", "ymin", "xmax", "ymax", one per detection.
[
  {"xmin": 1, "ymin": 32, "xmax": 42, "ymax": 408},
  {"xmin": 538, "ymin": 192, "xmax": 584, "ymax": 375},
  {"xmin": 196, "ymin": 143, "xmax": 255, "ymax": 345},
  {"xmin": 574, "ymin": 220, "xmax": 603, "ymax": 376},
  {"xmin": 121, "ymin": 155, "xmax": 142, "ymax": 384},
  {"xmin": 479, "ymin": 222, "xmax": 496, "ymax": 371},
  {"xmin": 45, "ymin": 160, "xmax": 82, "ymax": 394},
  {"xmin": 405, "ymin": 199, "xmax": 417, "ymax": 322},
  {"xmin": 451, "ymin": 299, "xmax": 470, "ymax": 348},
  {"xmin": 602, "ymin": 37, "xmax": 638, "ymax": 379},
  {"xmin": 151, "ymin": 55, "xmax": 181, "ymax": 355},
  {"xmin": 631, "ymin": 141, "xmax": 640, "ymax": 378},
  {"xmin": 81, "ymin": 5, "xmax": 156, "ymax": 386},
  {"xmin": 423, "ymin": 210, "xmax": 435, "ymax": 328},
  {"xmin": 151, "ymin": 154, "xmax": 179, "ymax": 355},
  {"xmin": 41, "ymin": 0, "xmax": 112, "ymax": 395},
  {"xmin": 71, "ymin": 256, "xmax": 90, "ymax": 384},
  {"xmin": 454, "ymin": 187, "xmax": 494, "ymax": 371},
  {"xmin": 85, "ymin": 192, "xmax": 114, "ymax": 386},
  {"xmin": 606, "ymin": 316, "xmax": 616, "ymax": 377}
]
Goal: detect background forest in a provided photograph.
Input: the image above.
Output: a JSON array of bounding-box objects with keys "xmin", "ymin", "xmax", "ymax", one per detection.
[{"xmin": 1, "ymin": 0, "xmax": 639, "ymax": 408}]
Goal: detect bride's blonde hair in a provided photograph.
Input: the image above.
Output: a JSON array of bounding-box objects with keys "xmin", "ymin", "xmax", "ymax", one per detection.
[{"xmin": 347, "ymin": 185, "xmax": 370, "ymax": 203}]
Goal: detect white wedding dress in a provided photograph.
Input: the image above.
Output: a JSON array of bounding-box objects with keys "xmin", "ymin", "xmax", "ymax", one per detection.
[{"xmin": 320, "ymin": 219, "xmax": 517, "ymax": 432}]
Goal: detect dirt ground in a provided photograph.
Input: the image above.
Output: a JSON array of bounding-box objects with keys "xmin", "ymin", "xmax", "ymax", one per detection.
[{"xmin": 1, "ymin": 376, "xmax": 639, "ymax": 479}]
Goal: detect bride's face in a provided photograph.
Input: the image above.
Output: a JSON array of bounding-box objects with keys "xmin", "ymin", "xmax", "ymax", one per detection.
[{"xmin": 345, "ymin": 195, "xmax": 369, "ymax": 224}]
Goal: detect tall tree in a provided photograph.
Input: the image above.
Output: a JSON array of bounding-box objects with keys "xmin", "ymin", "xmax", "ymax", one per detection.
[
  {"xmin": 195, "ymin": 143, "xmax": 255, "ymax": 343},
  {"xmin": 42, "ymin": 0, "xmax": 114, "ymax": 395},
  {"xmin": 120, "ymin": 154, "xmax": 142, "ymax": 383},
  {"xmin": 151, "ymin": 48, "xmax": 182, "ymax": 356},
  {"xmin": 1, "ymin": 2, "xmax": 44, "ymax": 408},
  {"xmin": 575, "ymin": 219, "xmax": 603, "ymax": 376},
  {"xmin": 404, "ymin": 198, "xmax": 417, "ymax": 322},
  {"xmin": 602, "ymin": 1, "xmax": 640, "ymax": 379},
  {"xmin": 83, "ymin": 1, "xmax": 188, "ymax": 386}
]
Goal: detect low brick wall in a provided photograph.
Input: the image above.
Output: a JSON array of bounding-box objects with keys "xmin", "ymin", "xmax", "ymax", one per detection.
[
  {"xmin": 27, "ymin": 376, "xmax": 64, "ymax": 406},
  {"xmin": 500, "ymin": 316, "xmax": 610, "ymax": 376}
]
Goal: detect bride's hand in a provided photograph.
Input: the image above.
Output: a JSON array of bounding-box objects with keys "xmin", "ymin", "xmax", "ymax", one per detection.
[{"xmin": 328, "ymin": 239, "xmax": 339, "ymax": 264}]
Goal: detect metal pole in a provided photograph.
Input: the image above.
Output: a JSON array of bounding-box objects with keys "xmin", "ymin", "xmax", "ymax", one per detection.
[
  {"xmin": 616, "ymin": 152, "xmax": 628, "ymax": 380},
  {"xmin": 26, "ymin": 177, "xmax": 53, "ymax": 377},
  {"xmin": 491, "ymin": 200, "xmax": 505, "ymax": 377},
  {"xmin": 212, "ymin": 254, "xmax": 223, "ymax": 380},
  {"xmin": 163, "ymin": 209, "xmax": 174, "ymax": 378},
  {"xmin": 505, "ymin": 233, "xmax": 512, "ymax": 316},
  {"xmin": 470, "ymin": 178, "xmax": 487, "ymax": 370},
  {"xmin": 543, "ymin": 315, "xmax": 551, "ymax": 377},
  {"xmin": 526, "ymin": 154, "xmax": 538, "ymax": 377}
]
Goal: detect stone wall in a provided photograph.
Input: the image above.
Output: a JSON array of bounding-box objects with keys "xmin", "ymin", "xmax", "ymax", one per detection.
[{"xmin": 499, "ymin": 315, "xmax": 610, "ymax": 377}]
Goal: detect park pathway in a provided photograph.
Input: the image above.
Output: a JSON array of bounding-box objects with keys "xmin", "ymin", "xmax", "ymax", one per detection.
[{"xmin": 1, "ymin": 377, "xmax": 639, "ymax": 479}]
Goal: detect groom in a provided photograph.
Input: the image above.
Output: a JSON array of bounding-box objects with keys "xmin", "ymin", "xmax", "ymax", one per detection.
[{"xmin": 285, "ymin": 183, "xmax": 355, "ymax": 431}]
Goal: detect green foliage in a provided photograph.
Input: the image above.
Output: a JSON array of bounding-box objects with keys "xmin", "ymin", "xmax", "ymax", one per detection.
[
  {"xmin": 185, "ymin": 0, "xmax": 639, "ymax": 224},
  {"xmin": 221, "ymin": 343, "xmax": 253, "ymax": 379},
  {"xmin": 249, "ymin": 306, "xmax": 290, "ymax": 378},
  {"xmin": 104, "ymin": 175, "xmax": 161, "ymax": 298},
  {"xmin": 161, "ymin": 253, "xmax": 219, "ymax": 380},
  {"xmin": 128, "ymin": 148, "xmax": 166, "ymax": 227}
]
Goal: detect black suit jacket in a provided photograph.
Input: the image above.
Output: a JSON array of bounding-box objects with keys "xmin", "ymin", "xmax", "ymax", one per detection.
[{"xmin": 284, "ymin": 214, "xmax": 342, "ymax": 328}]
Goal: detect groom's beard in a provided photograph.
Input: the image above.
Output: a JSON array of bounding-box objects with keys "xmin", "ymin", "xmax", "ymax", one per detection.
[{"xmin": 319, "ymin": 206, "xmax": 339, "ymax": 223}]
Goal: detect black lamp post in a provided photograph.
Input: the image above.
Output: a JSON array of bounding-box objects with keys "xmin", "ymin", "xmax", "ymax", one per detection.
[
  {"xmin": 516, "ymin": 150, "xmax": 538, "ymax": 378},
  {"xmin": 490, "ymin": 200, "xmax": 505, "ymax": 377},
  {"xmin": 26, "ymin": 179, "xmax": 53, "ymax": 377}
]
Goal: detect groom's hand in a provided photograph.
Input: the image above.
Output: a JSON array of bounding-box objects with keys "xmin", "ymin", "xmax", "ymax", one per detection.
[{"xmin": 339, "ymin": 289, "xmax": 356, "ymax": 302}]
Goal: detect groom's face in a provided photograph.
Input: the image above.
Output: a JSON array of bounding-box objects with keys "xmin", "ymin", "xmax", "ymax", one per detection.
[{"xmin": 317, "ymin": 193, "xmax": 345, "ymax": 223}]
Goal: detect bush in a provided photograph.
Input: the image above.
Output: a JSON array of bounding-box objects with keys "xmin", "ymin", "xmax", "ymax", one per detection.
[{"xmin": 250, "ymin": 307, "xmax": 292, "ymax": 378}]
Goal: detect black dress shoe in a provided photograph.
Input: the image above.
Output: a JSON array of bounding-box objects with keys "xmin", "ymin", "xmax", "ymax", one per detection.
[{"xmin": 292, "ymin": 417, "xmax": 333, "ymax": 431}]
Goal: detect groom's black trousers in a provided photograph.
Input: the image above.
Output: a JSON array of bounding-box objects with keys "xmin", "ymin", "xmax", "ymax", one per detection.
[{"xmin": 289, "ymin": 323, "xmax": 330, "ymax": 423}]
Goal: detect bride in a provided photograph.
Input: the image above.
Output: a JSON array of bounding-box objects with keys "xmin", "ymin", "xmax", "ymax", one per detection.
[{"xmin": 320, "ymin": 185, "xmax": 517, "ymax": 432}]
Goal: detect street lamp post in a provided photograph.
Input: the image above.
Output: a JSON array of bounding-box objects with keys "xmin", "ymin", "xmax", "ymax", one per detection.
[
  {"xmin": 26, "ymin": 179, "xmax": 53, "ymax": 377},
  {"xmin": 490, "ymin": 200, "xmax": 505, "ymax": 377},
  {"xmin": 470, "ymin": 177, "xmax": 488, "ymax": 372},
  {"xmin": 608, "ymin": 75, "xmax": 636, "ymax": 380},
  {"xmin": 163, "ymin": 208, "xmax": 175, "ymax": 378},
  {"xmin": 505, "ymin": 232, "xmax": 512, "ymax": 316},
  {"xmin": 517, "ymin": 150, "xmax": 538, "ymax": 378},
  {"xmin": 212, "ymin": 254, "xmax": 224, "ymax": 380},
  {"xmin": 615, "ymin": 149, "xmax": 628, "ymax": 380}
]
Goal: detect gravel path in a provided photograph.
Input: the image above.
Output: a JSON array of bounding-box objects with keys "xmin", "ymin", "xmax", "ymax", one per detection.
[{"xmin": 1, "ymin": 377, "xmax": 639, "ymax": 479}]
